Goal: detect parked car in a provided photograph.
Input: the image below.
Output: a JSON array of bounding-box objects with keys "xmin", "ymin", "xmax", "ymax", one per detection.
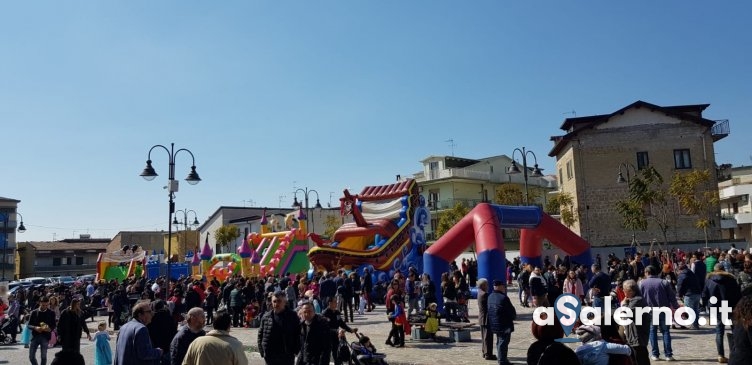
[
  {"xmin": 77, "ymin": 274, "xmax": 96, "ymax": 284},
  {"xmin": 53, "ymin": 276, "xmax": 76, "ymax": 286},
  {"xmin": 21, "ymin": 277, "xmax": 52, "ymax": 286}
]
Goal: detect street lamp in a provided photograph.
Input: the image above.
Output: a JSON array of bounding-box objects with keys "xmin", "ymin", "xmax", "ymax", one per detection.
[
  {"xmin": 140, "ymin": 143, "xmax": 201, "ymax": 287},
  {"xmin": 173, "ymin": 209, "xmax": 200, "ymax": 259},
  {"xmin": 617, "ymin": 162, "xmax": 637, "ymax": 185},
  {"xmin": 507, "ymin": 147, "xmax": 543, "ymax": 205},
  {"xmin": 292, "ymin": 187, "xmax": 322, "ymax": 234},
  {"xmin": 617, "ymin": 162, "xmax": 638, "ymax": 247},
  {"xmin": 1, "ymin": 211, "xmax": 25, "ymax": 281}
]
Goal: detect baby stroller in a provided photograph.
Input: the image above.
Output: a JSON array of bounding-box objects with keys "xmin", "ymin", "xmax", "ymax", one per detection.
[
  {"xmin": 350, "ymin": 332, "xmax": 388, "ymax": 365},
  {"xmin": 0, "ymin": 316, "xmax": 17, "ymax": 345}
]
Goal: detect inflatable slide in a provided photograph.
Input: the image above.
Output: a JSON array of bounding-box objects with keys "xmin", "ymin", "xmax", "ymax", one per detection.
[
  {"xmin": 424, "ymin": 203, "xmax": 592, "ymax": 311},
  {"xmin": 308, "ymin": 179, "xmax": 423, "ymax": 272}
]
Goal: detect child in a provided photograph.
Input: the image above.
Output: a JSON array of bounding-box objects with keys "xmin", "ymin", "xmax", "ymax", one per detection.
[
  {"xmin": 358, "ymin": 291, "xmax": 367, "ymax": 315},
  {"xmin": 356, "ymin": 334, "xmax": 387, "ymax": 365},
  {"xmin": 336, "ymin": 329, "xmax": 352, "ymax": 365},
  {"xmin": 92, "ymin": 321, "xmax": 112, "ymax": 365},
  {"xmin": 244, "ymin": 300, "xmax": 259, "ymax": 328},
  {"xmin": 424, "ymin": 302, "xmax": 440, "ymax": 340},
  {"xmin": 386, "ymin": 295, "xmax": 406, "ymax": 347}
]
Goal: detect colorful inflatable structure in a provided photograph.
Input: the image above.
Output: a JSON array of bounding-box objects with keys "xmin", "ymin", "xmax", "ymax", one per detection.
[
  {"xmin": 95, "ymin": 249, "xmax": 147, "ymax": 283},
  {"xmin": 308, "ymin": 178, "xmax": 430, "ymax": 276},
  {"xmin": 423, "ymin": 203, "xmax": 592, "ymax": 310},
  {"xmin": 198, "ymin": 210, "xmax": 311, "ymax": 282}
]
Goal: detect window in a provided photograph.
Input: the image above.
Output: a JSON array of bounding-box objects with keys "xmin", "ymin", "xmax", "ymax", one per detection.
[
  {"xmin": 429, "ymin": 161, "xmax": 440, "ymax": 180},
  {"xmin": 53, "ymin": 257, "xmax": 61, "ymax": 266},
  {"xmin": 428, "ymin": 190, "xmax": 439, "ymax": 208},
  {"xmin": 559, "ymin": 168, "xmax": 563, "ymax": 185},
  {"xmin": 76, "ymin": 257, "xmax": 84, "ymax": 265},
  {"xmin": 65, "ymin": 257, "xmax": 72, "ymax": 265},
  {"xmin": 636, "ymin": 152, "xmax": 649, "ymax": 170},
  {"xmin": 674, "ymin": 149, "xmax": 692, "ymax": 169},
  {"xmin": 566, "ymin": 161, "xmax": 574, "ymax": 180}
]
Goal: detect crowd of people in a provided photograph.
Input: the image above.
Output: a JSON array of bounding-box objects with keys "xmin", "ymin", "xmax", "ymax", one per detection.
[
  {"xmin": 2, "ymin": 244, "xmax": 752, "ymax": 365},
  {"xmin": 498, "ymin": 245, "xmax": 752, "ymax": 365}
]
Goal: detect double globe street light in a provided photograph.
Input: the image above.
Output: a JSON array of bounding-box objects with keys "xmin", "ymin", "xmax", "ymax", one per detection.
[
  {"xmin": 173, "ymin": 209, "xmax": 200, "ymax": 259},
  {"xmin": 140, "ymin": 143, "xmax": 201, "ymax": 287},
  {"xmin": 507, "ymin": 147, "xmax": 543, "ymax": 206},
  {"xmin": 292, "ymin": 187, "xmax": 322, "ymax": 235}
]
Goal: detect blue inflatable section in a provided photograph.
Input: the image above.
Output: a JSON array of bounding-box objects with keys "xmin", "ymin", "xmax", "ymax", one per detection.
[
  {"xmin": 477, "ymin": 249, "xmax": 506, "ymax": 286},
  {"xmin": 146, "ymin": 262, "xmax": 190, "ymax": 281},
  {"xmin": 491, "ymin": 205, "xmax": 542, "ymax": 228}
]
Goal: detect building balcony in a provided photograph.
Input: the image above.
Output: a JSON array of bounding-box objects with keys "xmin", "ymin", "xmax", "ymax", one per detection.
[
  {"xmin": 426, "ymin": 168, "xmax": 492, "ymax": 182},
  {"xmin": 720, "ymin": 217, "xmax": 737, "ymax": 229},
  {"xmin": 734, "ymin": 212, "xmax": 752, "ymax": 225},
  {"xmin": 428, "ymin": 198, "xmax": 488, "ymax": 210},
  {"xmin": 712, "ymin": 119, "xmax": 730, "ymax": 141}
]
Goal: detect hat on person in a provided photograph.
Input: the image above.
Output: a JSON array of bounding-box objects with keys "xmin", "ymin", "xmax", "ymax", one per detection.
[
  {"xmin": 576, "ymin": 325, "xmax": 601, "ymax": 343},
  {"xmin": 492, "ymin": 279, "xmax": 504, "ymax": 287}
]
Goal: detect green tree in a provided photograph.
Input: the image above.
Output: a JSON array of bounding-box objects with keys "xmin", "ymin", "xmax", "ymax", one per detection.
[
  {"xmin": 669, "ymin": 169, "xmax": 719, "ymax": 247},
  {"xmin": 214, "ymin": 224, "xmax": 240, "ymax": 253},
  {"xmin": 435, "ymin": 202, "xmax": 470, "ymax": 239},
  {"xmin": 615, "ymin": 166, "xmax": 674, "ymax": 246},
  {"xmin": 323, "ymin": 215, "xmax": 341, "ymax": 239},
  {"xmin": 494, "ymin": 184, "xmax": 524, "ymax": 205},
  {"xmin": 545, "ymin": 192, "xmax": 578, "ymax": 228}
]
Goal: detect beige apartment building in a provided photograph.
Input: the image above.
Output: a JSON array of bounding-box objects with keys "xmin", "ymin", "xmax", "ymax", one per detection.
[
  {"xmin": 411, "ymin": 154, "xmax": 557, "ymax": 240},
  {"xmin": 719, "ymin": 165, "xmax": 752, "ymax": 244},
  {"xmin": 549, "ymin": 100, "xmax": 729, "ymax": 247}
]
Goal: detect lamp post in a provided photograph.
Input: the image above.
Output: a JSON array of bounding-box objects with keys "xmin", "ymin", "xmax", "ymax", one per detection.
[
  {"xmin": 292, "ymin": 187, "xmax": 322, "ymax": 234},
  {"xmin": 1, "ymin": 211, "xmax": 25, "ymax": 281},
  {"xmin": 173, "ymin": 209, "xmax": 200, "ymax": 260},
  {"xmin": 617, "ymin": 162, "xmax": 639, "ymax": 247},
  {"xmin": 507, "ymin": 147, "xmax": 543, "ymax": 205},
  {"xmin": 140, "ymin": 143, "xmax": 201, "ymax": 287}
]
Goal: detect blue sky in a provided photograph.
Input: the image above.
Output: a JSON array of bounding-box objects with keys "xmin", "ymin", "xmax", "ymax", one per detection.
[{"xmin": 2, "ymin": 1, "xmax": 750, "ymax": 242}]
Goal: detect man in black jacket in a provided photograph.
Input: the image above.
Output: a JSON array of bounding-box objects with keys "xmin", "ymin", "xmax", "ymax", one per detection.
[
  {"xmin": 147, "ymin": 299, "xmax": 177, "ymax": 364},
  {"xmin": 297, "ymin": 301, "xmax": 330, "ymax": 365},
  {"xmin": 169, "ymin": 307, "xmax": 206, "ymax": 365},
  {"xmin": 258, "ymin": 291, "xmax": 301, "ymax": 365},
  {"xmin": 676, "ymin": 263, "xmax": 702, "ymax": 330},
  {"xmin": 28, "ymin": 296, "xmax": 57, "ymax": 365},
  {"xmin": 487, "ymin": 280, "xmax": 516, "ymax": 365},
  {"xmin": 322, "ymin": 297, "xmax": 357, "ymax": 365},
  {"xmin": 703, "ymin": 263, "xmax": 741, "ymax": 363}
]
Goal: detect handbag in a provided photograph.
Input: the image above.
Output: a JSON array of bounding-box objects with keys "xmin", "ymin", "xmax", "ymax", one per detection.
[{"xmin": 49, "ymin": 330, "xmax": 57, "ymax": 347}]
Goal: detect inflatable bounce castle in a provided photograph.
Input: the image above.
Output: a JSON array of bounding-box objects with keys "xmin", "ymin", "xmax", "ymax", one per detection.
[{"xmin": 199, "ymin": 209, "xmax": 311, "ymax": 282}]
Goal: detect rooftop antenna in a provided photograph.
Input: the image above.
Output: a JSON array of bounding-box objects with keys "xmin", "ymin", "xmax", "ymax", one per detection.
[
  {"xmin": 563, "ymin": 110, "xmax": 577, "ymax": 117},
  {"xmin": 445, "ymin": 139, "xmax": 456, "ymax": 156},
  {"xmin": 278, "ymin": 195, "xmax": 286, "ymax": 208},
  {"xmin": 329, "ymin": 192, "xmax": 335, "ymax": 208}
]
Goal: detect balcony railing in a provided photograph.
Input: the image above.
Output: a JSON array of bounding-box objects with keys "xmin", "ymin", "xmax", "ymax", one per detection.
[
  {"xmin": 422, "ymin": 167, "xmax": 554, "ymax": 187},
  {"xmin": 428, "ymin": 198, "xmax": 544, "ymax": 211},
  {"xmin": 428, "ymin": 198, "xmax": 488, "ymax": 210},
  {"xmin": 712, "ymin": 119, "xmax": 730, "ymax": 141}
]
